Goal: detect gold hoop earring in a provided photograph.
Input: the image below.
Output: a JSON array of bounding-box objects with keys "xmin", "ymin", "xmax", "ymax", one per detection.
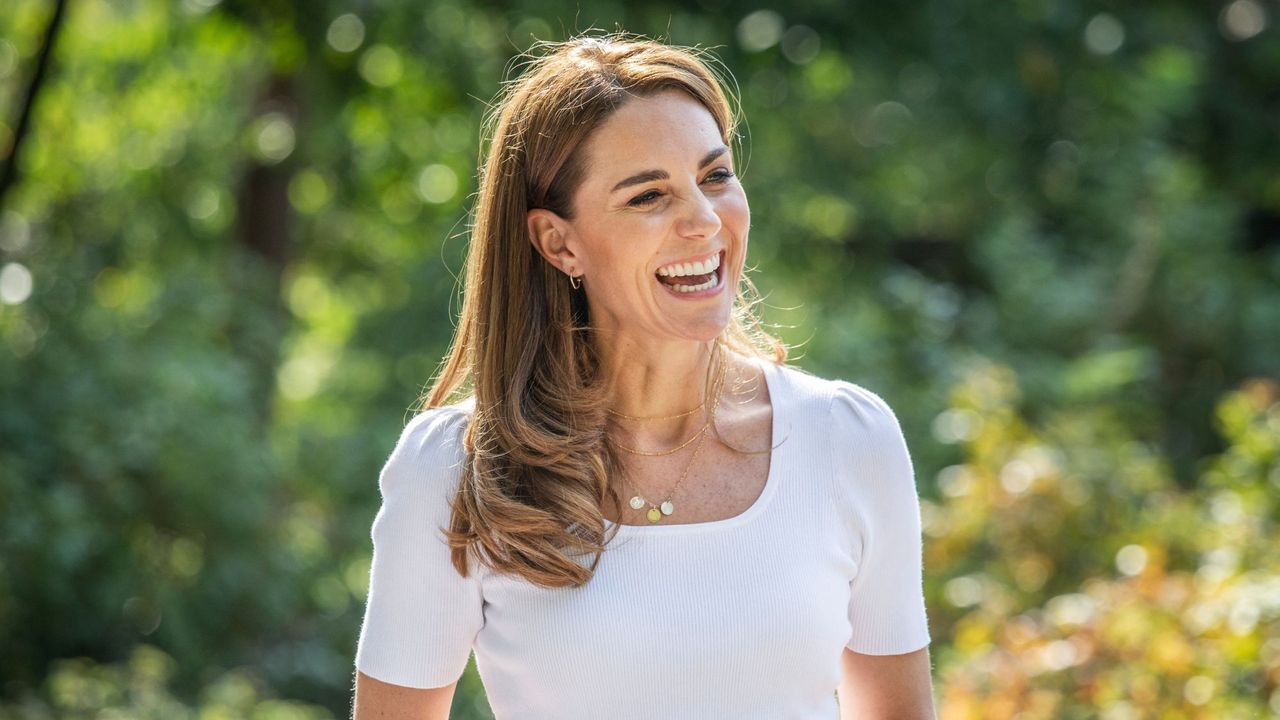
[{"xmin": 569, "ymin": 274, "xmax": 582, "ymax": 290}]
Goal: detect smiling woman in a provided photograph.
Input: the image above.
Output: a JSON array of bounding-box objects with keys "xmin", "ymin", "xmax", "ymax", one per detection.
[
  {"xmin": 526, "ymin": 88, "xmax": 746, "ymax": 341},
  {"xmin": 351, "ymin": 33, "xmax": 936, "ymax": 720}
]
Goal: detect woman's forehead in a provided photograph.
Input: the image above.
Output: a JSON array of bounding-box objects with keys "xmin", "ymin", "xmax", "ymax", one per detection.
[{"xmin": 579, "ymin": 91, "xmax": 726, "ymax": 188}]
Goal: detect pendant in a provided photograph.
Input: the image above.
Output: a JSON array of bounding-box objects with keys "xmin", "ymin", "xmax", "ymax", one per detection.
[
  {"xmin": 660, "ymin": 500, "xmax": 674, "ymax": 515},
  {"xmin": 629, "ymin": 496, "xmax": 645, "ymax": 510},
  {"xmin": 647, "ymin": 507, "xmax": 662, "ymax": 523}
]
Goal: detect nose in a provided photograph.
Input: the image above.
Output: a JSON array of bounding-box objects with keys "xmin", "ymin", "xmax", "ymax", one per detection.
[{"xmin": 677, "ymin": 188, "xmax": 722, "ymax": 239}]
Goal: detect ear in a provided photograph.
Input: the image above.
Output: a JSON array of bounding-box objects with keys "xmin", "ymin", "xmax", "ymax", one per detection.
[{"xmin": 527, "ymin": 208, "xmax": 583, "ymax": 276}]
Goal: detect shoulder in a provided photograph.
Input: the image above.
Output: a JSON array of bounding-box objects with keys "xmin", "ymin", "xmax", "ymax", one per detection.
[
  {"xmin": 768, "ymin": 362, "xmax": 900, "ymax": 437},
  {"xmin": 771, "ymin": 363, "xmax": 913, "ymax": 508},
  {"xmin": 378, "ymin": 400, "xmax": 474, "ymax": 501},
  {"xmin": 780, "ymin": 370, "xmax": 921, "ymax": 549},
  {"xmin": 828, "ymin": 379, "xmax": 901, "ymax": 442}
]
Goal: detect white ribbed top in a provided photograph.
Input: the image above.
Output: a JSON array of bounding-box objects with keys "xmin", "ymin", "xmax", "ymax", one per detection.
[{"xmin": 355, "ymin": 359, "xmax": 930, "ymax": 719}]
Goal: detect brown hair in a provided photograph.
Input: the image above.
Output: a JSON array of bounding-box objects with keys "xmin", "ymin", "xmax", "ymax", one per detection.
[{"xmin": 420, "ymin": 32, "xmax": 785, "ymax": 588}]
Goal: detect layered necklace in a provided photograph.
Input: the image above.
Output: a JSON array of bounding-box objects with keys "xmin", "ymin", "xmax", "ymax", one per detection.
[{"xmin": 608, "ymin": 354, "xmax": 729, "ymax": 523}]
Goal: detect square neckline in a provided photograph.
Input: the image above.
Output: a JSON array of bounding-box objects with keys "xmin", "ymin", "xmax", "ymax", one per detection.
[{"xmin": 603, "ymin": 355, "xmax": 784, "ymax": 536}]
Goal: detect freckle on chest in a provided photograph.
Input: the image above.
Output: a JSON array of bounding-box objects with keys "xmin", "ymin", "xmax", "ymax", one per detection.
[{"xmin": 608, "ymin": 402, "xmax": 773, "ymax": 525}]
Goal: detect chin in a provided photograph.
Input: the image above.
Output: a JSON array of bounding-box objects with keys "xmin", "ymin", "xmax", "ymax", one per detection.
[{"xmin": 684, "ymin": 311, "xmax": 734, "ymax": 343}]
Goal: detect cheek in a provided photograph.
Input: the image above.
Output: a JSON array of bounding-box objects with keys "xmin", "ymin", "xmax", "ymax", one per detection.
[
  {"xmin": 719, "ymin": 189, "xmax": 750, "ymax": 227},
  {"xmin": 584, "ymin": 218, "xmax": 662, "ymax": 271},
  {"xmin": 720, "ymin": 191, "xmax": 751, "ymax": 274},
  {"xmin": 582, "ymin": 232, "xmax": 653, "ymax": 290}
]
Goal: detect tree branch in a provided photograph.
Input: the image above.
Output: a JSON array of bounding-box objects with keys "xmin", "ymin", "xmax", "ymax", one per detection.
[{"xmin": 0, "ymin": 0, "xmax": 69, "ymax": 213}]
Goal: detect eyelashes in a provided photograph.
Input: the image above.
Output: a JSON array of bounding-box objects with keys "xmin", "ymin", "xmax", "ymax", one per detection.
[{"xmin": 627, "ymin": 169, "xmax": 736, "ymax": 208}]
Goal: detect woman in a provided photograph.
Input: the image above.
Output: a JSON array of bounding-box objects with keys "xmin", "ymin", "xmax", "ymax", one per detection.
[{"xmin": 353, "ymin": 34, "xmax": 935, "ymax": 719}]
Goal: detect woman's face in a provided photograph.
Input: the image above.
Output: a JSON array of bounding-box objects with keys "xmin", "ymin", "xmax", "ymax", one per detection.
[{"xmin": 530, "ymin": 89, "xmax": 750, "ymax": 346}]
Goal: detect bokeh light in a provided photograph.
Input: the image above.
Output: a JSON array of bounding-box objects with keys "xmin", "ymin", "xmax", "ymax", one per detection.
[
  {"xmin": 1084, "ymin": 13, "xmax": 1125, "ymax": 55},
  {"xmin": 736, "ymin": 10, "xmax": 784, "ymax": 52},
  {"xmin": 0, "ymin": 262, "xmax": 33, "ymax": 304},
  {"xmin": 326, "ymin": 13, "xmax": 365, "ymax": 53},
  {"xmin": 1219, "ymin": 0, "xmax": 1268, "ymax": 41},
  {"xmin": 415, "ymin": 164, "xmax": 458, "ymax": 204}
]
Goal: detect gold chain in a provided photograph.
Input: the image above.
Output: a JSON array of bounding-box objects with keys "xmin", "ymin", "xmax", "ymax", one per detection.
[
  {"xmin": 630, "ymin": 428, "xmax": 709, "ymax": 523},
  {"xmin": 609, "ymin": 351, "xmax": 727, "ymax": 457},
  {"xmin": 611, "ymin": 422, "xmax": 708, "ymax": 456},
  {"xmin": 621, "ymin": 350, "xmax": 730, "ymax": 523},
  {"xmin": 607, "ymin": 400, "xmax": 705, "ymax": 422}
]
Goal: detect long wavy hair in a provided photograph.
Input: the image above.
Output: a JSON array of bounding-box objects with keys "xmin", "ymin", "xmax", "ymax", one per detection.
[{"xmin": 420, "ymin": 33, "xmax": 786, "ymax": 589}]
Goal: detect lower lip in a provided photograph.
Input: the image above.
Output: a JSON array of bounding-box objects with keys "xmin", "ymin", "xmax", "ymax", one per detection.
[{"xmin": 656, "ymin": 255, "xmax": 727, "ymax": 299}]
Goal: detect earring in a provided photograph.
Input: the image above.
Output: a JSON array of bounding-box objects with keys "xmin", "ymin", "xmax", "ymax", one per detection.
[{"xmin": 569, "ymin": 274, "xmax": 582, "ymax": 290}]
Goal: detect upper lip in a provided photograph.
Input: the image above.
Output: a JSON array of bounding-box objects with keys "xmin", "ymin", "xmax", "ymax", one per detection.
[{"xmin": 655, "ymin": 249, "xmax": 723, "ymax": 276}]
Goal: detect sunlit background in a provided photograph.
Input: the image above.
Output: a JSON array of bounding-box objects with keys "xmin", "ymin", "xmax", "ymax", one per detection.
[{"xmin": 1, "ymin": 0, "xmax": 1278, "ymax": 718}]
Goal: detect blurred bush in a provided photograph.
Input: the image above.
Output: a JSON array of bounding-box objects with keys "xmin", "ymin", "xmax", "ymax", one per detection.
[
  {"xmin": 930, "ymin": 366, "xmax": 1279, "ymax": 718},
  {"xmin": 0, "ymin": 645, "xmax": 332, "ymax": 719}
]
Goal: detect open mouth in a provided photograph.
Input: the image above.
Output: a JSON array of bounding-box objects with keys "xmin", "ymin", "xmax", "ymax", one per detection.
[{"xmin": 655, "ymin": 250, "xmax": 724, "ymax": 295}]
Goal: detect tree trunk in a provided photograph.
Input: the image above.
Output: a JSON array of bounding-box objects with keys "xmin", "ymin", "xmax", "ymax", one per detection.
[{"xmin": 229, "ymin": 73, "xmax": 298, "ymax": 426}]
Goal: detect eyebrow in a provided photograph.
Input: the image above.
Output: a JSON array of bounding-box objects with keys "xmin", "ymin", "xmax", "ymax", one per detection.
[{"xmin": 609, "ymin": 146, "xmax": 731, "ymax": 193}]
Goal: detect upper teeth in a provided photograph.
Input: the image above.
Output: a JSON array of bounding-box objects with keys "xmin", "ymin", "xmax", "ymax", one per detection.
[{"xmin": 657, "ymin": 253, "xmax": 721, "ymax": 277}]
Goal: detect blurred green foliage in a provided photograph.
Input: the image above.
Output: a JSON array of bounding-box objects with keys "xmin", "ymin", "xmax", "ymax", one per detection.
[
  {"xmin": 0, "ymin": 645, "xmax": 332, "ymax": 719},
  {"xmin": 0, "ymin": 0, "xmax": 1276, "ymax": 717},
  {"xmin": 931, "ymin": 367, "xmax": 1279, "ymax": 718}
]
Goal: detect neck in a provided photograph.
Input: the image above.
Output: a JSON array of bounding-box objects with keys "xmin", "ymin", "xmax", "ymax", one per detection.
[{"xmin": 596, "ymin": 333, "xmax": 721, "ymax": 425}]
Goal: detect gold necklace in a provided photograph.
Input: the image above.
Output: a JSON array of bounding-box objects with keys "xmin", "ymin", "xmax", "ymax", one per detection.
[
  {"xmin": 623, "ymin": 351, "xmax": 730, "ymax": 523},
  {"xmin": 611, "ymin": 421, "xmax": 708, "ymax": 456},
  {"xmin": 629, "ymin": 428, "xmax": 708, "ymax": 522},
  {"xmin": 607, "ymin": 401, "xmax": 705, "ymax": 422},
  {"xmin": 609, "ymin": 351, "xmax": 727, "ymax": 456}
]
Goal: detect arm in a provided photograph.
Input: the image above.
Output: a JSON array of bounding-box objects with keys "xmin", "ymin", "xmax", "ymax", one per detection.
[
  {"xmin": 352, "ymin": 409, "xmax": 481, "ymax": 717},
  {"xmin": 837, "ymin": 646, "xmax": 937, "ymax": 720},
  {"xmin": 353, "ymin": 671, "xmax": 456, "ymax": 720},
  {"xmin": 829, "ymin": 382, "xmax": 935, "ymax": 718}
]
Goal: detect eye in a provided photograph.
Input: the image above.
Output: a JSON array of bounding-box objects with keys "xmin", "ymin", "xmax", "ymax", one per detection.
[
  {"xmin": 626, "ymin": 169, "xmax": 735, "ymax": 208},
  {"xmin": 704, "ymin": 168, "xmax": 735, "ymax": 184},
  {"xmin": 627, "ymin": 189, "xmax": 663, "ymax": 207}
]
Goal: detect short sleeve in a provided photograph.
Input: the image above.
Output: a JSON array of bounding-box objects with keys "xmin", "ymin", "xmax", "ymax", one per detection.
[
  {"xmin": 829, "ymin": 382, "xmax": 931, "ymax": 655},
  {"xmin": 354, "ymin": 406, "xmax": 484, "ymax": 688}
]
